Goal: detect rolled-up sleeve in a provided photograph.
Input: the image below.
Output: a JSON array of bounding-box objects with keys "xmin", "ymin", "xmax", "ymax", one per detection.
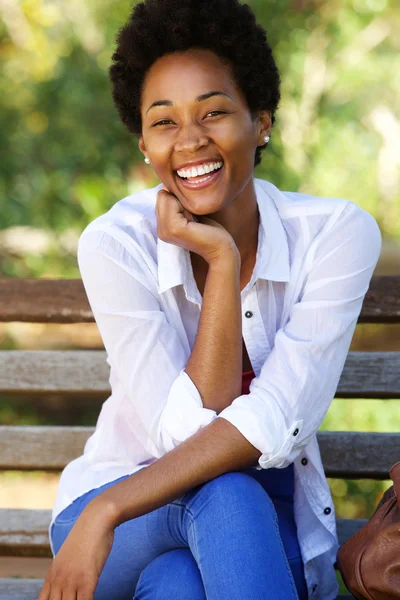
[
  {"xmin": 77, "ymin": 228, "xmax": 217, "ymax": 459},
  {"xmin": 217, "ymin": 203, "xmax": 382, "ymax": 469}
]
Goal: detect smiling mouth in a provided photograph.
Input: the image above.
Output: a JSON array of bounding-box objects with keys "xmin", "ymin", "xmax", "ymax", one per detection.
[
  {"xmin": 176, "ymin": 164, "xmax": 223, "ymax": 182},
  {"xmin": 175, "ymin": 164, "xmax": 224, "ymax": 189}
]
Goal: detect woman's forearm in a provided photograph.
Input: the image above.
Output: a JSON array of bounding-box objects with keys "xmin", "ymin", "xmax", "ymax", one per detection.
[
  {"xmin": 185, "ymin": 251, "xmax": 242, "ymax": 413},
  {"xmin": 91, "ymin": 416, "xmax": 262, "ymax": 530}
]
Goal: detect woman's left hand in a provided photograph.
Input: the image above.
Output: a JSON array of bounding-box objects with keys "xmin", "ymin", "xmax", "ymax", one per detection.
[{"xmin": 38, "ymin": 500, "xmax": 115, "ymax": 600}]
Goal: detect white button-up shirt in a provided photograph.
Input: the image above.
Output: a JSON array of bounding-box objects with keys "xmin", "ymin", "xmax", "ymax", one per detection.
[{"xmin": 50, "ymin": 178, "xmax": 382, "ymax": 599}]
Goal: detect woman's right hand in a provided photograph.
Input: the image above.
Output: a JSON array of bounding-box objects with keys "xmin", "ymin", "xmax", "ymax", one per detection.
[
  {"xmin": 156, "ymin": 187, "xmax": 239, "ymax": 265},
  {"xmin": 38, "ymin": 501, "xmax": 116, "ymax": 600}
]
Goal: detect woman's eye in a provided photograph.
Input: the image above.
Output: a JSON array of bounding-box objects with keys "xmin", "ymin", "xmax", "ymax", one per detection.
[
  {"xmin": 206, "ymin": 111, "xmax": 225, "ymax": 118},
  {"xmin": 152, "ymin": 111, "xmax": 226, "ymax": 127},
  {"xmin": 153, "ymin": 120, "xmax": 172, "ymax": 127}
]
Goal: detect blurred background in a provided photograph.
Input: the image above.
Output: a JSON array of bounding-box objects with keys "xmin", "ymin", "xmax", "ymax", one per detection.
[{"xmin": 0, "ymin": 0, "xmax": 399, "ymax": 583}]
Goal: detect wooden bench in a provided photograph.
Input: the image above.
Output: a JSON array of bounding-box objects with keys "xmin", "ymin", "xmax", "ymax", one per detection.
[{"xmin": 0, "ymin": 276, "xmax": 399, "ymax": 599}]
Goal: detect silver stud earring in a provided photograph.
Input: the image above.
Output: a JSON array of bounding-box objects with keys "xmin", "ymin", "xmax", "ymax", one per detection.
[
  {"xmin": 264, "ymin": 135, "xmax": 270, "ymax": 144},
  {"xmin": 144, "ymin": 157, "xmax": 151, "ymax": 164}
]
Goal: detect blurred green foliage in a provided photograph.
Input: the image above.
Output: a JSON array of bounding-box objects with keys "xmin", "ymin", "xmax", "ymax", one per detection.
[
  {"xmin": 1, "ymin": 0, "xmax": 399, "ymax": 555},
  {"xmin": 1, "ymin": 0, "xmax": 399, "ymax": 279}
]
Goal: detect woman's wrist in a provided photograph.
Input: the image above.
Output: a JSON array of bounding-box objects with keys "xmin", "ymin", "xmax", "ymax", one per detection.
[
  {"xmin": 83, "ymin": 494, "xmax": 120, "ymax": 530},
  {"xmin": 207, "ymin": 245, "xmax": 241, "ymax": 272}
]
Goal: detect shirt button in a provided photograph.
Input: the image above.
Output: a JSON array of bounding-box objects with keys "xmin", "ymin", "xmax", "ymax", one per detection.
[
  {"xmin": 301, "ymin": 457, "xmax": 308, "ymax": 466},
  {"xmin": 293, "ymin": 428, "xmax": 299, "ymax": 436},
  {"xmin": 324, "ymin": 507, "xmax": 331, "ymax": 515},
  {"xmin": 245, "ymin": 311, "xmax": 253, "ymax": 318}
]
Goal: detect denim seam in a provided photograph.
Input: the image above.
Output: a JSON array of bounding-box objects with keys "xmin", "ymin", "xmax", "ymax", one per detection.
[
  {"xmin": 170, "ymin": 501, "xmax": 202, "ymax": 572},
  {"xmin": 271, "ymin": 510, "xmax": 300, "ymax": 599}
]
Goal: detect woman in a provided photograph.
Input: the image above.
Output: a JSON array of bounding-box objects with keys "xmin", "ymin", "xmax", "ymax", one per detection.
[{"xmin": 39, "ymin": 1, "xmax": 382, "ymax": 599}]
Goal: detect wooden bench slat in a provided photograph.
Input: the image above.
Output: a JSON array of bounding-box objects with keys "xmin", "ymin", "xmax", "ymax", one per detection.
[
  {"xmin": 338, "ymin": 351, "xmax": 400, "ymax": 398},
  {"xmin": 336, "ymin": 518, "xmax": 367, "ymax": 546},
  {"xmin": 0, "ymin": 579, "xmax": 44, "ymax": 600},
  {"xmin": 0, "ymin": 279, "xmax": 92, "ymax": 324},
  {"xmin": 0, "ymin": 508, "xmax": 366, "ymax": 556},
  {"xmin": 0, "ymin": 426, "xmax": 92, "ymax": 470},
  {"xmin": 0, "ymin": 510, "xmax": 50, "ymax": 557},
  {"xmin": 0, "ymin": 351, "xmax": 109, "ymax": 395},
  {"xmin": 0, "ymin": 276, "xmax": 399, "ymax": 323},
  {"xmin": 357, "ymin": 275, "xmax": 400, "ymax": 323},
  {"xmin": 319, "ymin": 431, "xmax": 400, "ymax": 479},
  {"xmin": 0, "ymin": 578, "xmax": 354, "ymax": 600},
  {"xmin": 1, "ymin": 350, "xmax": 400, "ymax": 397},
  {"xmin": 0, "ymin": 426, "xmax": 398, "ymax": 477}
]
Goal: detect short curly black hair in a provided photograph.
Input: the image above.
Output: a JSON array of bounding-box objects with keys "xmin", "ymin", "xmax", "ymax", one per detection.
[{"xmin": 109, "ymin": 0, "xmax": 281, "ymax": 167}]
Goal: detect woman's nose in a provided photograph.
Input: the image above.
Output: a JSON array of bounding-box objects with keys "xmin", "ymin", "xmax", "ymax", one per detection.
[{"xmin": 174, "ymin": 123, "xmax": 209, "ymax": 153}]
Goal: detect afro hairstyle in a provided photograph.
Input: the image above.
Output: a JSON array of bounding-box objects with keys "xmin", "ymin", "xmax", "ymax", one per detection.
[{"xmin": 109, "ymin": 0, "xmax": 281, "ymax": 167}]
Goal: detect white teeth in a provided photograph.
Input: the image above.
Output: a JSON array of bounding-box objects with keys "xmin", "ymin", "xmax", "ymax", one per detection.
[
  {"xmin": 177, "ymin": 161, "xmax": 223, "ymax": 179},
  {"xmin": 189, "ymin": 174, "xmax": 213, "ymax": 184}
]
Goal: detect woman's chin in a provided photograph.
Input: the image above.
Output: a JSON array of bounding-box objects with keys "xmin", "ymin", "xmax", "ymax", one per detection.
[{"xmin": 177, "ymin": 189, "xmax": 224, "ymax": 215}]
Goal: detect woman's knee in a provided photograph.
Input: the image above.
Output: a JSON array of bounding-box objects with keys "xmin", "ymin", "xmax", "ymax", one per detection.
[
  {"xmin": 195, "ymin": 471, "xmax": 274, "ymax": 515},
  {"xmin": 134, "ymin": 549, "xmax": 205, "ymax": 600}
]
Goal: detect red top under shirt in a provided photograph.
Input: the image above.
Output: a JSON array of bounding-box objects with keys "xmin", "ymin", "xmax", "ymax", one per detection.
[{"xmin": 241, "ymin": 369, "xmax": 255, "ymax": 396}]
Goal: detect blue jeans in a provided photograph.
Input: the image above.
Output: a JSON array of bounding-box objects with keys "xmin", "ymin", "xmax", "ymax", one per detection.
[{"xmin": 51, "ymin": 466, "xmax": 308, "ymax": 599}]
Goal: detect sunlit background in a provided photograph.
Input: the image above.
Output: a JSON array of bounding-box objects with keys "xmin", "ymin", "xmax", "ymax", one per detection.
[{"xmin": 0, "ymin": 0, "xmax": 399, "ymax": 582}]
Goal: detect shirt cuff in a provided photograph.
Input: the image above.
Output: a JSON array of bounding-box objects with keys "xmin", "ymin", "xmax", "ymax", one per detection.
[
  {"xmin": 157, "ymin": 368, "xmax": 218, "ymax": 454},
  {"xmin": 217, "ymin": 393, "xmax": 303, "ymax": 469}
]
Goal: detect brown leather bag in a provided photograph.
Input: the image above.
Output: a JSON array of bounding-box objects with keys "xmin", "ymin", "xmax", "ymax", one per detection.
[{"xmin": 336, "ymin": 460, "xmax": 400, "ymax": 599}]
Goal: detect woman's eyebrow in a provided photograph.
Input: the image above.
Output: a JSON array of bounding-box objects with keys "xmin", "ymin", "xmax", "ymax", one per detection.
[{"xmin": 146, "ymin": 90, "xmax": 233, "ymax": 115}]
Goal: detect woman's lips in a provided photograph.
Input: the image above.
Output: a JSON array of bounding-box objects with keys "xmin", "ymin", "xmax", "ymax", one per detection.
[{"xmin": 175, "ymin": 165, "xmax": 224, "ymax": 190}]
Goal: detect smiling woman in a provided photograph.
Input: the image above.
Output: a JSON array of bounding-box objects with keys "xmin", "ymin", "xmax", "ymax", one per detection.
[{"xmin": 38, "ymin": 1, "xmax": 382, "ymax": 600}]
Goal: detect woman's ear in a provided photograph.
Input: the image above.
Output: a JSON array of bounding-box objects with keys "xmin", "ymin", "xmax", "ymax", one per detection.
[
  {"xmin": 257, "ymin": 110, "xmax": 272, "ymax": 143},
  {"xmin": 138, "ymin": 136, "xmax": 147, "ymax": 159}
]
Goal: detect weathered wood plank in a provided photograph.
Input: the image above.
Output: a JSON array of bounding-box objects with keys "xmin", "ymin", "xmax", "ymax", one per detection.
[
  {"xmin": 0, "ymin": 279, "xmax": 92, "ymax": 323},
  {"xmin": 337, "ymin": 352, "xmax": 400, "ymax": 398},
  {"xmin": 337, "ymin": 518, "xmax": 367, "ymax": 546},
  {"xmin": 0, "ymin": 351, "xmax": 110, "ymax": 395},
  {"xmin": 0, "ymin": 426, "xmax": 398, "ymax": 477},
  {"xmin": 0, "ymin": 510, "xmax": 50, "ymax": 557},
  {"xmin": 357, "ymin": 275, "xmax": 400, "ymax": 323},
  {"xmin": 0, "ymin": 275, "xmax": 399, "ymax": 323},
  {"xmin": 1, "ymin": 350, "xmax": 400, "ymax": 397},
  {"xmin": 0, "ymin": 426, "xmax": 92, "ymax": 470},
  {"xmin": 0, "ymin": 578, "xmax": 44, "ymax": 600},
  {"xmin": 0, "ymin": 509, "xmax": 366, "ymax": 557},
  {"xmin": 319, "ymin": 431, "xmax": 400, "ymax": 479},
  {"xmin": 0, "ymin": 578, "xmax": 353, "ymax": 600}
]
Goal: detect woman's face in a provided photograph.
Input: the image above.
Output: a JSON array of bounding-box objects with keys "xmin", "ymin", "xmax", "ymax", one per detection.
[{"xmin": 139, "ymin": 48, "xmax": 270, "ymax": 217}]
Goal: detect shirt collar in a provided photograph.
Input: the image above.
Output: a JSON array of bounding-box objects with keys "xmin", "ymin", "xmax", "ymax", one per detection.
[{"xmin": 157, "ymin": 178, "xmax": 290, "ymax": 301}]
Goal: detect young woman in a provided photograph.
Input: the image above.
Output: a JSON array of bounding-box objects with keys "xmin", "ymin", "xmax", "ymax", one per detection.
[{"xmin": 39, "ymin": 1, "xmax": 382, "ymax": 598}]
